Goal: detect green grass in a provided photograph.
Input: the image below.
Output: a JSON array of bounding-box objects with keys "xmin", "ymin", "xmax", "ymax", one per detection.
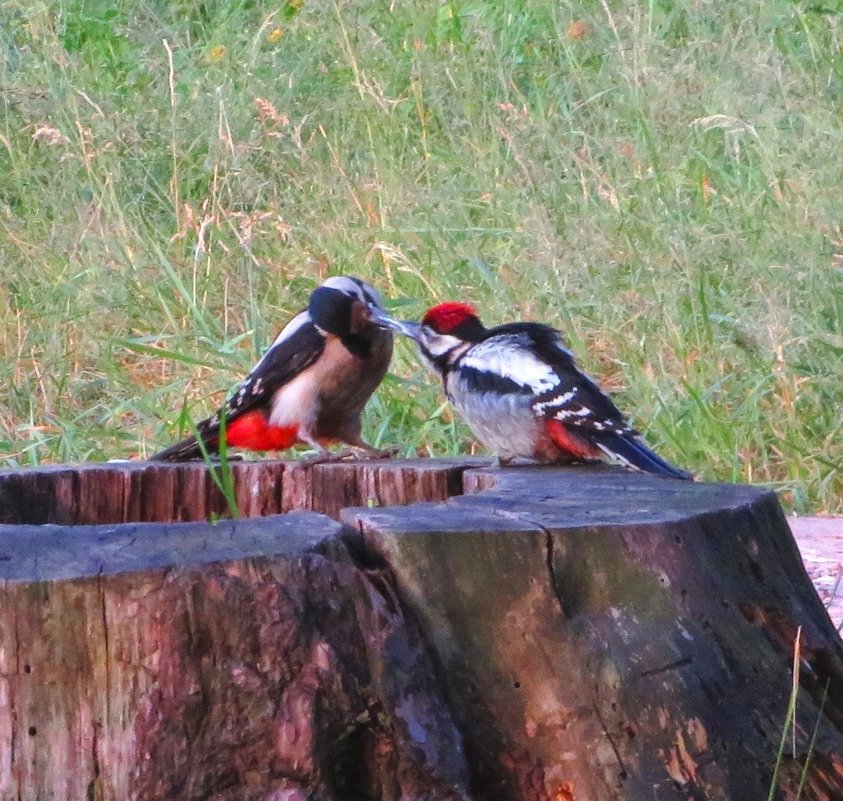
[{"xmin": 0, "ymin": 0, "xmax": 840, "ymax": 512}]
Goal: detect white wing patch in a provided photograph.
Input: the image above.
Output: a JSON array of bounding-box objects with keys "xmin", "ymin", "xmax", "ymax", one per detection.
[
  {"xmin": 460, "ymin": 337, "xmax": 558, "ymax": 394},
  {"xmin": 533, "ymin": 387, "xmax": 577, "ymax": 414},
  {"xmin": 223, "ymin": 310, "xmax": 314, "ymax": 415},
  {"xmin": 270, "ymin": 310, "xmax": 311, "ymax": 348}
]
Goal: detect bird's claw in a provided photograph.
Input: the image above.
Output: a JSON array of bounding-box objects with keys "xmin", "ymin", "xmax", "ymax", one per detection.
[
  {"xmin": 297, "ymin": 448, "xmax": 356, "ymax": 466},
  {"xmin": 295, "ymin": 444, "xmax": 399, "ymax": 466},
  {"xmin": 355, "ymin": 444, "xmax": 400, "ymax": 460}
]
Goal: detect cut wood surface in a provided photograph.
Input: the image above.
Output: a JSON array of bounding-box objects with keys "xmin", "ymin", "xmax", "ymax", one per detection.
[{"xmin": 0, "ymin": 458, "xmax": 841, "ymax": 801}]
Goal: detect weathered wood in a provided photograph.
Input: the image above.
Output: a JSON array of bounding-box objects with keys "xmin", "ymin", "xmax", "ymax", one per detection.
[
  {"xmin": 0, "ymin": 458, "xmax": 483, "ymax": 801},
  {"xmin": 344, "ymin": 465, "xmax": 843, "ymax": 801},
  {"xmin": 1, "ymin": 458, "xmax": 842, "ymax": 800},
  {"xmin": 0, "ymin": 457, "xmax": 478, "ymax": 525},
  {"xmin": 0, "ymin": 512, "xmax": 472, "ymax": 801}
]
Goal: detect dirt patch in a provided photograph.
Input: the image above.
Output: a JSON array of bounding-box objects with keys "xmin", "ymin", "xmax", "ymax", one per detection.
[{"xmin": 791, "ymin": 516, "xmax": 843, "ymax": 630}]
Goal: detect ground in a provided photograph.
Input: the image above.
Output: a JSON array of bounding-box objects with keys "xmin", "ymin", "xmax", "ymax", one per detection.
[{"xmin": 792, "ymin": 516, "xmax": 843, "ymax": 629}]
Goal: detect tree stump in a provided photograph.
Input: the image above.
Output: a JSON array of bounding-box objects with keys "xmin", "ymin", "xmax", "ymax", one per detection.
[
  {"xmin": 0, "ymin": 458, "xmax": 841, "ymax": 801},
  {"xmin": 0, "ymin": 459, "xmax": 478, "ymax": 801},
  {"xmin": 344, "ymin": 465, "xmax": 843, "ymax": 801}
]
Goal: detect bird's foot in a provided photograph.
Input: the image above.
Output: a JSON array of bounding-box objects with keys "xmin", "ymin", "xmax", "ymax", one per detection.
[
  {"xmin": 350, "ymin": 444, "xmax": 400, "ymax": 460},
  {"xmin": 297, "ymin": 448, "xmax": 356, "ymax": 466},
  {"xmin": 294, "ymin": 441, "xmax": 399, "ymax": 466}
]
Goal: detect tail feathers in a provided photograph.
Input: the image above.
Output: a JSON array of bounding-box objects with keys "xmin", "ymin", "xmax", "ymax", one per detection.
[
  {"xmin": 148, "ymin": 434, "xmax": 218, "ymax": 462},
  {"xmin": 595, "ymin": 432, "xmax": 692, "ymax": 480}
]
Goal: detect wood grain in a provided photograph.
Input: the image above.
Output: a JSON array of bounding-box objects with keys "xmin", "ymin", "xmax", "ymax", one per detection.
[
  {"xmin": 1, "ymin": 458, "xmax": 841, "ymax": 800},
  {"xmin": 0, "ymin": 512, "xmax": 472, "ymax": 801},
  {"xmin": 345, "ymin": 464, "xmax": 843, "ymax": 801},
  {"xmin": 0, "ymin": 457, "xmax": 484, "ymax": 525}
]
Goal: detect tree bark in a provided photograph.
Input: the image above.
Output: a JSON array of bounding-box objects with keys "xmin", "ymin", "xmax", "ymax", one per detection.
[
  {"xmin": 0, "ymin": 458, "xmax": 841, "ymax": 800},
  {"xmin": 0, "ymin": 458, "xmax": 469, "ymax": 525},
  {"xmin": 345, "ymin": 464, "xmax": 843, "ymax": 801},
  {"xmin": 0, "ymin": 511, "xmax": 472, "ymax": 801}
]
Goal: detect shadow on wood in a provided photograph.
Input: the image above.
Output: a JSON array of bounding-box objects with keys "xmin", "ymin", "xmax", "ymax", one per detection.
[{"xmin": 0, "ymin": 458, "xmax": 841, "ymax": 801}]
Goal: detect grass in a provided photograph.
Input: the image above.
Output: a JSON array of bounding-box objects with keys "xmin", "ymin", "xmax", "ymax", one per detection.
[
  {"xmin": 0, "ymin": 0, "xmax": 840, "ymax": 512},
  {"xmin": 768, "ymin": 626, "xmax": 831, "ymax": 800},
  {"xmin": 197, "ymin": 410, "xmax": 240, "ymax": 520}
]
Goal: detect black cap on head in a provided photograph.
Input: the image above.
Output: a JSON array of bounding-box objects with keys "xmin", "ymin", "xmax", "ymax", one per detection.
[{"xmin": 308, "ymin": 286, "xmax": 354, "ymax": 336}]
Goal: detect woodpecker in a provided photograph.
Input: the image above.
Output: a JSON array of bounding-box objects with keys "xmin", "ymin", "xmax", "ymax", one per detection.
[
  {"xmin": 150, "ymin": 276, "xmax": 394, "ymax": 462},
  {"xmin": 370, "ymin": 301, "xmax": 691, "ymax": 479}
]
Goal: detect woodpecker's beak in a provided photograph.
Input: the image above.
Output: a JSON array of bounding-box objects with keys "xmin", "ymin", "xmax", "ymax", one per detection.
[{"xmin": 366, "ymin": 306, "xmax": 423, "ymax": 341}]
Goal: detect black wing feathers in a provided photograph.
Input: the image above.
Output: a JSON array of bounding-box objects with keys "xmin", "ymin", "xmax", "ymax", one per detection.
[
  {"xmin": 206, "ymin": 318, "xmax": 326, "ymax": 432},
  {"xmin": 595, "ymin": 432, "xmax": 692, "ymax": 480},
  {"xmin": 151, "ymin": 316, "xmax": 325, "ymax": 461},
  {"xmin": 485, "ymin": 322, "xmax": 632, "ymax": 434},
  {"xmin": 460, "ymin": 366, "xmax": 534, "ymax": 397},
  {"xmin": 475, "ymin": 321, "xmax": 689, "ymax": 478},
  {"xmin": 485, "ymin": 321, "xmax": 561, "ymax": 348}
]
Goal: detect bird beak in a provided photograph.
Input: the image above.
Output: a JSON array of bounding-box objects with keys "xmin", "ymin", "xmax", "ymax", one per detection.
[{"xmin": 366, "ymin": 305, "xmax": 423, "ymax": 341}]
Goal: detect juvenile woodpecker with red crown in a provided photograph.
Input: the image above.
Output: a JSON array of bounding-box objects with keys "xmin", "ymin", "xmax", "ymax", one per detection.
[
  {"xmin": 150, "ymin": 276, "xmax": 394, "ymax": 462},
  {"xmin": 370, "ymin": 301, "xmax": 691, "ymax": 479}
]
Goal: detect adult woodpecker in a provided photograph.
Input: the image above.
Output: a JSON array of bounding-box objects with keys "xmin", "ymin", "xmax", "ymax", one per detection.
[
  {"xmin": 150, "ymin": 276, "xmax": 394, "ymax": 462},
  {"xmin": 369, "ymin": 301, "xmax": 691, "ymax": 479}
]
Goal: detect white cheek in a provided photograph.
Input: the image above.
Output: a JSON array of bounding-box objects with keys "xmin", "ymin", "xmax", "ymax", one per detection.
[{"xmin": 421, "ymin": 331, "xmax": 463, "ymax": 358}]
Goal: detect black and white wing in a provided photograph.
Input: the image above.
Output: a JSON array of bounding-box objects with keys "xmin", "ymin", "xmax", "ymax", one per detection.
[
  {"xmin": 196, "ymin": 311, "xmax": 326, "ymax": 436},
  {"xmin": 459, "ymin": 323, "xmax": 634, "ymax": 435}
]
